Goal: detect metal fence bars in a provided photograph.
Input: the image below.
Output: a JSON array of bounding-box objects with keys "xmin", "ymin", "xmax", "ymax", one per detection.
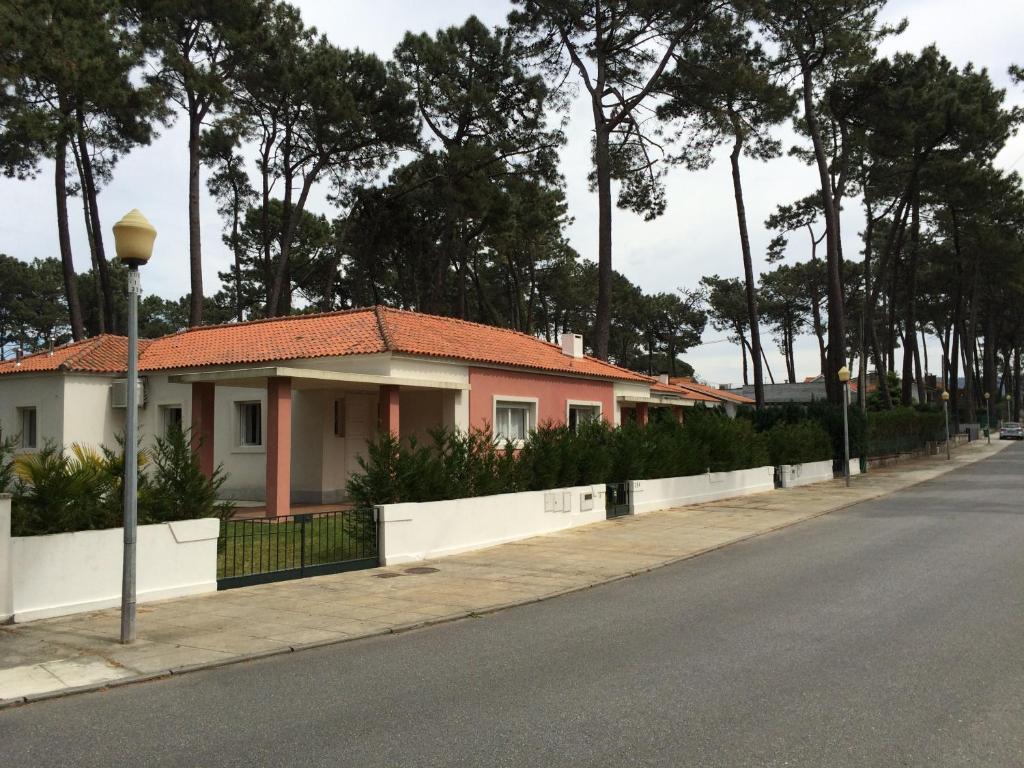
[{"xmin": 217, "ymin": 508, "xmax": 378, "ymax": 589}]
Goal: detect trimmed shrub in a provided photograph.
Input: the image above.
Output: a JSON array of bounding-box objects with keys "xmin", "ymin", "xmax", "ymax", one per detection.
[
  {"xmin": 11, "ymin": 428, "xmax": 234, "ymax": 536},
  {"xmin": 0, "ymin": 434, "xmax": 14, "ymax": 493},
  {"xmin": 866, "ymin": 407, "xmax": 945, "ymax": 456},
  {"xmin": 765, "ymin": 421, "xmax": 833, "ymax": 466},
  {"xmin": 348, "ymin": 412, "xmax": 770, "ymax": 507},
  {"xmin": 683, "ymin": 407, "xmax": 769, "ymax": 472},
  {"xmin": 145, "ymin": 427, "xmax": 234, "ymax": 523}
]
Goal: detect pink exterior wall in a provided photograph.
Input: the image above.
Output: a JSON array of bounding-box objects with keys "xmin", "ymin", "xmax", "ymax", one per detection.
[{"xmin": 468, "ymin": 366, "xmax": 615, "ymax": 431}]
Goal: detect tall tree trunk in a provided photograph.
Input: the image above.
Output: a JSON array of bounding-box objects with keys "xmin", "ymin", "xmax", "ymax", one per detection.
[
  {"xmin": 55, "ymin": 133, "xmax": 85, "ymax": 341},
  {"xmin": 785, "ymin": 322, "xmax": 796, "ymax": 383},
  {"xmin": 963, "ymin": 267, "xmax": 979, "ymax": 423},
  {"xmin": 593, "ymin": 121, "xmax": 613, "ymax": 360},
  {"xmin": 739, "ymin": 327, "xmax": 749, "ymax": 386},
  {"xmin": 800, "ymin": 65, "xmax": 844, "ymax": 404},
  {"xmin": 1014, "ymin": 346, "xmax": 1022, "ymax": 421},
  {"xmin": 901, "ymin": 186, "xmax": 920, "ymax": 406},
  {"xmin": 231, "ymin": 191, "xmax": 243, "ymax": 322},
  {"xmin": 729, "ymin": 133, "xmax": 764, "ymax": 408},
  {"xmin": 187, "ymin": 107, "xmax": 204, "ymax": 327},
  {"xmin": 267, "ymin": 169, "xmax": 318, "ymax": 317},
  {"xmin": 70, "ymin": 138, "xmax": 105, "ymax": 334},
  {"xmin": 75, "ymin": 110, "xmax": 114, "ymax": 333}
]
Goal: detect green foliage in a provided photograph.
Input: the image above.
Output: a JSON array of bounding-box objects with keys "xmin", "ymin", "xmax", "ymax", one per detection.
[
  {"xmin": 11, "ymin": 443, "xmax": 130, "ymax": 535},
  {"xmin": 681, "ymin": 408, "xmax": 769, "ymax": 472},
  {"xmin": 0, "ymin": 433, "xmax": 17, "ymax": 493},
  {"xmin": 347, "ymin": 412, "xmax": 770, "ymax": 506},
  {"xmin": 10, "ymin": 429, "xmax": 234, "ymax": 536},
  {"xmin": 145, "ymin": 427, "xmax": 234, "ymax": 523},
  {"xmin": 866, "ymin": 407, "xmax": 946, "ymax": 456},
  {"xmin": 746, "ymin": 401, "xmax": 867, "ymax": 464},
  {"xmin": 765, "ymin": 421, "xmax": 833, "ymax": 466}
]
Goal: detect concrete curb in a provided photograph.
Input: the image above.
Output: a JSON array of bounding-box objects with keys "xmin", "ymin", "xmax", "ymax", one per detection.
[{"xmin": 0, "ymin": 442, "xmax": 1003, "ymax": 711}]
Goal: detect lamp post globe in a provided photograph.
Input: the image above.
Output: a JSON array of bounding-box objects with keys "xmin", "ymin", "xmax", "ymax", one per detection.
[{"xmin": 112, "ymin": 209, "xmax": 156, "ymax": 645}]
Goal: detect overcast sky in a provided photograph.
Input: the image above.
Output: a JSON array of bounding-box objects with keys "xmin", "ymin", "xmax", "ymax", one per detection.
[{"xmin": 1, "ymin": 0, "xmax": 1021, "ymax": 385}]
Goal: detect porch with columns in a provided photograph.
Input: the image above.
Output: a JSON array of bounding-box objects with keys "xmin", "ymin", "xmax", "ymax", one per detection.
[{"xmin": 176, "ymin": 366, "xmax": 468, "ymax": 518}]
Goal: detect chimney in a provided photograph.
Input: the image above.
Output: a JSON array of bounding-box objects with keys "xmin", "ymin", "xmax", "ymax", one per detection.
[
  {"xmin": 15, "ymin": 349, "xmax": 22, "ymax": 367},
  {"xmin": 658, "ymin": 373, "xmax": 669, "ymax": 385},
  {"xmin": 560, "ymin": 333, "xmax": 584, "ymax": 359}
]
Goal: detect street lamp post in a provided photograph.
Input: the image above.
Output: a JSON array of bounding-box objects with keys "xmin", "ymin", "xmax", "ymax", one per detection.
[
  {"xmin": 985, "ymin": 392, "xmax": 991, "ymax": 445},
  {"xmin": 838, "ymin": 366, "xmax": 851, "ymax": 487},
  {"xmin": 942, "ymin": 390, "xmax": 951, "ymax": 460},
  {"xmin": 112, "ymin": 210, "xmax": 156, "ymax": 645}
]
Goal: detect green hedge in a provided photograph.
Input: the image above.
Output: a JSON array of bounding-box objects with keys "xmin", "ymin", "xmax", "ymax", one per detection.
[
  {"xmin": 865, "ymin": 407, "xmax": 946, "ymax": 456},
  {"xmin": 765, "ymin": 421, "xmax": 833, "ymax": 466},
  {"xmin": 347, "ymin": 409, "xmax": 770, "ymax": 508},
  {"xmin": 745, "ymin": 401, "xmax": 867, "ymax": 465},
  {"xmin": 10, "ymin": 428, "xmax": 234, "ymax": 536}
]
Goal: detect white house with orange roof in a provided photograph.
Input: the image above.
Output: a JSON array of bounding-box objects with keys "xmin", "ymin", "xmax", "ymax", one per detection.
[{"xmin": 0, "ymin": 307, "xmax": 710, "ymax": 517}]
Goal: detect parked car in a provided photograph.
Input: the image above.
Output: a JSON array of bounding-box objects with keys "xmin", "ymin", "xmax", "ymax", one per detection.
[{"xmin": 1000, "ymin": 422, "xmax": 1023, "ymax": 440}]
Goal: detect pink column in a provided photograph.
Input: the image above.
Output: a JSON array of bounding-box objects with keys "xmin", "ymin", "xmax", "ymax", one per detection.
[
  {"xmin": 266, "ymin": 377, "xmax": 292, "ymax": 518},
  {"xmin": 190, "ymin": 382, "xmax": 215, "ymax": 479},
  {"xmin": 673, "ymin": 406, "xmax": 684, "ymax": 424},
  {"xmin": 379, "ymin": 385, "xmax": 400, "ymax": 438},
  {"xmin": 636, "ymin": 403, "xmax": 649, "ymax": 426}
]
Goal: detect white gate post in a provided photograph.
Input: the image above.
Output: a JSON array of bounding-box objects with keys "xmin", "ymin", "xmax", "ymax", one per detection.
[{"xmin": 0, "ymin": 494, "xmax": 12, "ymax": 623}]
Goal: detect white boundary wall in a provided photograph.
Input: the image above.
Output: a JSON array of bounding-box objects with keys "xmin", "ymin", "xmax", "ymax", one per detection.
[
  {"xmin": 778, "ymin": 459, "xmax": 835, "ymax": 488},
  {"xmin": 378, "ymin": 485, "xmax": 603, "ymax": 565},
  {"xmin": 7, "ymin": 517, "xmax": 219, "ymax": 623},
  {"xmin": 630, "ymin": 466, "xmax": 775, "ymax": 515}
]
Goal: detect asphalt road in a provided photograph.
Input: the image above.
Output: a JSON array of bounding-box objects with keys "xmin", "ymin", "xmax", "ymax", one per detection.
[{"xmin": 4, "ymin": 447, "xmax": 1024, "ymax": 767}]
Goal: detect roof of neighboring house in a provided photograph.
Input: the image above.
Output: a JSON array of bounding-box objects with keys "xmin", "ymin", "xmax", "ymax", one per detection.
[
  {"xmin": 669, "ymin": 377, "xmax": 756, "ymax": 405},
  {"xmin": 0, "ymin": 334, "xmax": 155, "ymax": 376},
  {"xmin": 729, "ymin": 382, "xmax": 828, "ymax": 404},
  {"xmin": 0, "ymin": 307, "xmax": 650, "ymax": 383},
  {"xmin": 650, "ymin": 380, "xmax": 719, "ymax": 402}
]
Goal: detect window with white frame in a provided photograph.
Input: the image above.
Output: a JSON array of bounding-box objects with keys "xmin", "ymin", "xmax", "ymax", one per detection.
[
  {"xmin": 494, "ymin": 400, "xmax": 533, "ymax": 443},
  {"xmin": 18, "ymin": 406, "xmax": 37, "ymax": 449},
  {"xmin": 568, "ymin": 403, "xmax": 601, "ymax": 433},
  {"xmin": 160, "ymin": 405, "xmax": 183, "ymax": 437},
  {"xmin": 237, "ymin": 401, "xmax": 262, "ymax": 447}
]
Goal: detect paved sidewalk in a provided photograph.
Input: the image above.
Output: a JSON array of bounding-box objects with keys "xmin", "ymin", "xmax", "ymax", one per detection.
[{"xmin": 0, "ymin": 440, "xmax": 1010, "ymax": 706}]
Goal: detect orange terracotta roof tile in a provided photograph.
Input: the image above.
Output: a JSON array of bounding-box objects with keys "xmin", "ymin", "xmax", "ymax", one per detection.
[
  {"xmin": 378, "ymin": 307, "xmax": 649, "ymax": 382},
  {"xmin": 0, "ymin": 335, "xmax": 144, "ymax": 376},
  {"xmin": 669, "ymin": 376, "xmax": 755, "ymax": 405},
  {"xmin": 0, "ymin": 307, "xmax": 649, "ymax": 383},
  {"xmin": 650, "ymin": 380, "xmax": 719, "ymax": 402},
  {"xmin": 139, "ymin": 308, "xmax": 384, "ymax": 371}
]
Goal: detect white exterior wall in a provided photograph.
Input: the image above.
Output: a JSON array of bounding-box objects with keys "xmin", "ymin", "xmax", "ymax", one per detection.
[
  {"xmin": 630, "ymin": 466, "xmax": 775, "ymax": 515},
  {"xmin": 9, "ymin": 518, "xmax": 219, "ymax": 622},
  {"xmin": 0, "ymin": 373, "xmax": 65, "ymax": 451},
  {"xmin": 62, "ymin": 375, "xmax": 121, "ymax": 449},
  {"xmin": 777, "ymin": 459, "xmax": 835, "ymax": 488},
  {"xmin": 378, "ymin": 484, "xmax": 604, "ymax": 565},
  {"xmin": 215, "ymin": 384, "xmax": 268, "ymax": 500},
  {"xmin": 140, "ymin": 374, "xmax": 194, "ymax": 453}
]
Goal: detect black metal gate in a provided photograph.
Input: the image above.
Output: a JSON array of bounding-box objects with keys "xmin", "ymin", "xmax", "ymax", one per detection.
[
  {"xmin": 217, "ymin": 508, "xmax": 378, "ymax": 589},
  {"xmin": 606, "ymin": 482, "xmax": 631, "ymax": 518}
]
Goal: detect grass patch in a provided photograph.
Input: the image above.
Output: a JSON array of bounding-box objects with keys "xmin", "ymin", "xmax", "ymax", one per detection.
[{"xmin": 217, "ymin": 511, "xmax": 376, "ymax": 579}]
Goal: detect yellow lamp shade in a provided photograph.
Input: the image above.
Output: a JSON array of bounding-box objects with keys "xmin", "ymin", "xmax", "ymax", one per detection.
[
  {"xmin": 838, "ymin": 366, "xmax": 850, "ymax": 382},
  {"xmin": 112, "ymin": 209, "xmax": 157, "ymax": 266},
  {"xmin": 941, "ymin": 390, "xmax": 950, "ymax": 401}
]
